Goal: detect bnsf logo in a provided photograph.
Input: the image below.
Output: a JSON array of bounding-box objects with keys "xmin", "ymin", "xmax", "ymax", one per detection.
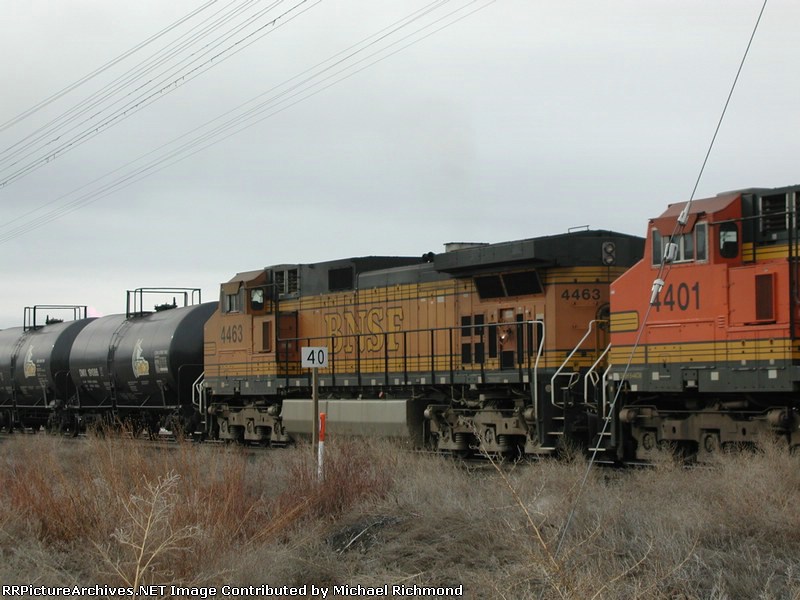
[{"xmin": 323, "ymin": 307, "xmax": 404, "ymax": 353}]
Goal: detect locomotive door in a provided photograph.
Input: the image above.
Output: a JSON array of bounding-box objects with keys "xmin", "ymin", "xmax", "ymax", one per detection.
[
  {"xmin": 459, "ymin": 311, "xmax": 486, "ymax": 367},
  {"xmin": 276, "ymin": 311, "xmax": 299, "ymax": 373},
  {"xmin": 496, "ymin": 308, "xmax": 541, "ymax": 372},
  {"xmin": 499, "ymin": 308, "xmax": 521, "ymax": 370}
]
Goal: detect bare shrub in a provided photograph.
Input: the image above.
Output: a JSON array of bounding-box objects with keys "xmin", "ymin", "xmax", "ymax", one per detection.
[
  {"xmin": 0, "ymin": 433, "xmax": 270, "ymax": 586},
  {"xmin": 94, "ymin": 471, "xmax": 197, "ymax": 593}
]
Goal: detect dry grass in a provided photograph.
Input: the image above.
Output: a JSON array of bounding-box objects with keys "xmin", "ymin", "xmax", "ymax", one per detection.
[{"xmin": 0, "ymin": 433, "xmax": 799, "ymax": 599}]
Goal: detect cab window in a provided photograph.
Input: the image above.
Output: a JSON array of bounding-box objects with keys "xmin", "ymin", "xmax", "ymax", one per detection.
[
  {"xmin": 250, "ymin": 288, "xmax": 265, "ymax": 311},
  {"xmin": 696, "ymin": 223, "xmax": 707, "ymax": 261},
  {"xmin": 719, "ymin": 222, "xmax": 739, "ymax": 258},
  {"xmin": 652, "ymin": 222, "xmax": 708, "ymax": 265},
  {"xmin": 652, "ymin": 230, "xmax": 663, "ymax": 265},
  {"xmin": 224, "ymin": 291, "xmax": 242, "ymax": 313}
]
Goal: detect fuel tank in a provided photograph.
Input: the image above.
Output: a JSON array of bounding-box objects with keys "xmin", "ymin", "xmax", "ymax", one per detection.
[{"xmin": 69, "ymin": 303, "xmax": 216, "ymax": 409}]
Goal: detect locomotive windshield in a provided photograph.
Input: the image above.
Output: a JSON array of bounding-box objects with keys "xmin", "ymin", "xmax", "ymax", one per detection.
[{"xmin": 651, "ymin": 222, "xmax": 708, "ymax": 265}]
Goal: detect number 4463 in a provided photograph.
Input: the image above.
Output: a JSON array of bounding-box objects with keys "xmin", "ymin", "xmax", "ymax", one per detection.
[
  {"xmin": 220, "ymin": 324, "xmax": 243, "ymax": 343},
  {"xmin": 561, "ymin": 288, "xmax": 602, "ymax": 301}
]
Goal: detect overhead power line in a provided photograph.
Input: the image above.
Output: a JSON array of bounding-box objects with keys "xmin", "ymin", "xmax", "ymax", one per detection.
[
  {"xmin": 0, "ymin": 0, "xmax": 495, "ymax": 245},
  {"xmin": 0, "ymin": 0, "xmax": 318, "ymax": 188},
  {"xmin": 0, "ymin": 0, "xmax": 219, "ymax": 135}
]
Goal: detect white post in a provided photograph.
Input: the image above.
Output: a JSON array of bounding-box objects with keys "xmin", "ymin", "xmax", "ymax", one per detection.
[
  {"xmin": 318, "ymin": 412, "xmax": 326, "ymax": 480},
  {"xmin": 312, "ymin": 368, "xmax": 319, "ymax": 454}
]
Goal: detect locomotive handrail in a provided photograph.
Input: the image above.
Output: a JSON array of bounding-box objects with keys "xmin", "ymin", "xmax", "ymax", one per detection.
[
  {"xmin": 530, "ymin": 320, "xmax": 545, "ymax": 421},
  {"xmin": 276, "ymin": 320, "xmax": 544, "ymax": 389},
  {"xmin": 584, "ymin": 343, "xmax": 611, "ymax": 406},
  {"xmin": 192, "ymin": 371, "xmax": 207, "ymax": 429},
  {"xmin": 551, "ymin": 320, "xmax": 602, "ymax": 409},
  {"xmin": 601, "ymin": 363, "xmax": 613, "ymax": 421}
]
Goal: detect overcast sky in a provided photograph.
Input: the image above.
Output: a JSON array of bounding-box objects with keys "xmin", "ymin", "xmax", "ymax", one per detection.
[{"xmin": 1, "ymin": 0, "xmax": 798, "ymax": 328}]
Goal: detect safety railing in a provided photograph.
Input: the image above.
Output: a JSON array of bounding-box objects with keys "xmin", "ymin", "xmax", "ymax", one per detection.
[
  {"xmin": 201, "ymin": 321, "xmax": 549, "ymax": 399},
  {"xmin": 551, "ymin": 320, "xmax": 604, "ymax": 409}
]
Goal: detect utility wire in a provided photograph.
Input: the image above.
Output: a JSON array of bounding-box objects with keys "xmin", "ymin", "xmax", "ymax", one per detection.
[
  {"xmin": 550, "ymin": 0, "xmax": 770, "ymax": 573},
  {"xmin": 0, "ymin": 0, "xmax": 313, "ymax": 188},
  {"xmin": 0, "ymin": 0, "xmax": 308, "ymax": 187},
  {"xmin": 0, "ymin": 0, "xmax": 219, "ymax": 135},
  {"xmin": 0, "ymin": 0, "xmax": 493, "ymax": 244},
  {"xmin": 0, "ymin": 0, "xmax": 260, "ymax": 164},
  {"xmin": 0, "ymin": 0, "xmax": 321, "ymax": 234}
]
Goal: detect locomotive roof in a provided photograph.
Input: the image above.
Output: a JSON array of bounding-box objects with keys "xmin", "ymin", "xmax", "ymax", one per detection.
[
  {"xmin": 657, "ymin": 184, "xmax": 800, "ymax": 222},
  {"xmin": 225, "ymin": 269, "xmax": 265, "ymax": 284},
  {"xmin": 221, "ymin": 229, "xmax": 643, "ymax": 294},
  {"xmin": 658, "ymin": 192, "xmax": 740, "ymax": 221},
  {"xmin": 433, "ymin": 229, "xmax": 643, "ymax": 274},
  {"xmin": 654, "ymin": 185, "xmax": 800, "ymax": 235}
]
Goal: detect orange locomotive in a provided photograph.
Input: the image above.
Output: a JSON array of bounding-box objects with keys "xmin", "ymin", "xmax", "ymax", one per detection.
[
  {"xmin": 200, "ymin": 231, "xmax": 643, "ymax": 455},
  {"xmin": 609, "ymin": 184, "xmax": 800, "ymax": 461}
]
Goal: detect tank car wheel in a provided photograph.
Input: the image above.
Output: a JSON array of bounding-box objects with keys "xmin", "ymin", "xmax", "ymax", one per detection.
[
  {"xmin": 1, "ymin": 411, "xmax": 13, "ymax": 434},
  {"xmin": 59, "ymin": 414, "xmax": 80, "ymax": 438},
  {"xmin": 45, "ymin": 415, "xmax": 57, "ymax": 435}
]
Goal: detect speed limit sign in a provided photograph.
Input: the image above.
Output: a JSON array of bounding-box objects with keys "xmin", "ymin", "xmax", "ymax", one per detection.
[{"xmin": 301, "ymin": 346, "xmax": 329, "ymax": 368}]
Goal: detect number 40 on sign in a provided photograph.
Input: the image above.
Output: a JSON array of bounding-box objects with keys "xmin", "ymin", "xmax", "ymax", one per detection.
[{"xmin": 301, "ymin": 346, "xmax": 329, "ymax": 368}]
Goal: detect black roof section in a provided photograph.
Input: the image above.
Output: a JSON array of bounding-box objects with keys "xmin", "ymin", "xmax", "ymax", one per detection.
[
  {"xmin": 434, "ymin": 229, "xmax": 644, "ymax": 275},
  {"xmin": 246, "ymin": 229, "xmax": 644, "ymax": 296}
]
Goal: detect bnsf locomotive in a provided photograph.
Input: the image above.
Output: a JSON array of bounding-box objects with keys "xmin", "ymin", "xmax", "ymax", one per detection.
[
  {"xmin": 609, "ymin": 184, "xmax": 800, "ymax": 460},
  {"xmin": 2, "ymin": 184, "xmax": 800, "ymax": 461},
  {"xmin": 201, "ymin": 231, "xmax": 641, "ymax": 455}
]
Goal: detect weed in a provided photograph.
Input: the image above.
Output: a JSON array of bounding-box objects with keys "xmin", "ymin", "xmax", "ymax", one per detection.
[{"xmin": 0, "ymin": 433, "xmax": 798, "ymax": 598}]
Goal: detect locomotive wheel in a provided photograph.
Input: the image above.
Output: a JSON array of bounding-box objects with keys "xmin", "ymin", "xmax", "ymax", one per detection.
[{"xmin": 702, "ymin": 432, "xmax": 720, "ymax": 454}]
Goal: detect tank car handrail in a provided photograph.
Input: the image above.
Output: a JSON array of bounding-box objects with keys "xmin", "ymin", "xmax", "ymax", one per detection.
[
  {"xmin": 126, "ymin": 287, "xmax": 202, "ymax": 318},
  {"xmin": 583, "ymin": 343, "xmax": 611, "ymax": 406},
  {"xmin": 551, "ymin": 320, "xmax": 601, "ymax": 409},
  {"xmin": 24, "ymin": 305, "xmax": 87, "ymax": 331}
]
